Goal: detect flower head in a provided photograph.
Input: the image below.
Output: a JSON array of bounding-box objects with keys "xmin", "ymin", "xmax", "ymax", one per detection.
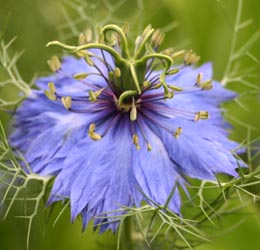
[{"xmin": 10, "ymin": 25, "xmax": 244, "ymax": 232}]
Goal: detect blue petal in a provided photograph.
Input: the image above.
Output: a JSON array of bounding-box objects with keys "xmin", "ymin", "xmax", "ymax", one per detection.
[
  {"xmin": 146, "ymin": 113, "xmax": 242, "ymax": 180},
  {"xmin": 48, "ymin": 116, "xmax": 142, "ymax": 231},
  {"xmin": 9, "ymin": 91, "xmax": 104, "ymax": 175},
  {"xmin": 36, "ymin": 50, "xmax": 114, "ymax": 96},
  {"xmin": 165, "ymin": 63, "xmax": 237, "ymax": 104},
  {"xmin": 132, "ymin": 117, "xmax": 182, "ymax": 213}
]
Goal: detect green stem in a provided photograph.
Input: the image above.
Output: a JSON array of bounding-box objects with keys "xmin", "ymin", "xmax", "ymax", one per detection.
[{"xmin": 121, "ymin": 217, "xmax": 134, "ymax": 250}]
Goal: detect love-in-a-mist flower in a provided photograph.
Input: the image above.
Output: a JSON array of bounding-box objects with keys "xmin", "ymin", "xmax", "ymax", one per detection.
[{"xmin": 10, "ymin": 24, "xmax": 244, "ymax": 232}]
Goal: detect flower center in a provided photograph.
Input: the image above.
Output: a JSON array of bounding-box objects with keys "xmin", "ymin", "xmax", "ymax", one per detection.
[{"xmin": 44, "ymin": 24, "xmax": 212, "ymax": 150}]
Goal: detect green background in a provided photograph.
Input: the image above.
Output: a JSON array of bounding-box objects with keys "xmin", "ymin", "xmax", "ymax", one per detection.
[{"xmin": 0, "ymin": 0, "xmax": 259, "ymax": 249}]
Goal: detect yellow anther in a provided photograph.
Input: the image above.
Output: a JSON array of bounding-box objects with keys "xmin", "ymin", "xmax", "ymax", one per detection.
[
  {"xmin": 44, "ymin": 90, "xmax": 57, "ymax": 101},
  {"xmin": 195, "ymin": 73, "xmax": 212, "ymax": 90},
  {"xmin": 168, "ymin": 85, "xmax": 183, "ymax": 92},
  {"xmin": 167, "ymin": 68, "xmax": 179, "ymax": 75},
  {"xmin": 194, "ymin": 111, "xmax": 209, "ymax": 122},
  {"xmin": 135, "ymin": 36, "xmax": 142, "ymax": 49},
  {"xmin": 78, "ymin": 29, "xmax": 93, "ymax": 45},
  {"xmin": 165, "ymin": 91, "xmax": 174, "ymax": 99},
  {"xmin": 76, "ymin": 50, "xmax": 95, "ymax": 66},
  {"xmin": 108, "ymin": 71, "xmax": 114, "ymax": 82},
  {"xmin": 88, "ymin": 90, "xmax": 97, "ymax": 102},
  {"xmin": 122, "ymin": 23, "xmax": 129, "ymax": 35},
  {"xmin": 47, "ymin": 56, "xmax": 61, "ymax": 72},
  {"xmin": 73, "ymin": 73, "xmax": 89, "ymax": 80},
  {"xmin": 146, "ymin": 143, "xmax": 152, "ymax": 151},
  {"xmin": 184, "ymin": 50, "xmax": 200, "ymax": 65},
  {"xmin": 95, "ymin": 88, "xmax": 105, "ymax": 98},
  {"xmin": 114, "ymin": 67, "xmax": 121, "ymax": 78},
  {"xmin": 172, "ymin": 50, "xmax": 186, "ymax": 59},
  {"xmin": 162, "ymin": 48, "xmax": 174, "ymax": 56},
  {"xmin": 153, "ymin": 83, "xmax": 162, "ymax": 89},
  {"xmin": 89, "ymin": 132, "xmax": 102, "ymax": 141},
  {"xmin": 61, "ymin": 96, "xmax": 72, "ymax": 110},
  {"xmin": 89, "ymin": 123, "xmax": 96, "ymax": 133},
  {"xmin": 98, "ymin": 31, "xmax": 105, "ymax": 44},
  {"xmin": 199, "ymin": 79, "xmax": 213, "ymax": 90},
  {"xmin": 173, "ymin": 127, "xmax": 183, "ymax": 139},
  {"xmin": 78, "ymin": 33, "xmax": 86, "ymax": 45},
  {"xmin": 196, "ymin": 73, "xmax": 203, "ymax": 84},
  {"xmin": 133, "ymin": 134, "xmax": 138, "ymax": 144},
  {"xmin": 88, "ymin": 123, "xmax": 102, "ymax": 141},
  {"xmin": 48, "ymin": 82, "xmax": 56, "ymax": 94},
  {"xmin": 84, "ymin": 55, "xmax": 94, "ymax": 66},
  {"xmin": 76, "ymin": 50, "xmax": 89, "ymax": 57},
  {"xmin": 85, "ymin": 28, "xmax": 93, "ymax": 43},
  {"xmin": 151, "ymin": 29, "xmax": 165, "ymax": 47},
  {"xmin": 132, "ymin": 134, "xmax": 140, "ymax": 149},
  {"xmin": 143, "ymin": 81, "xmax": 151, "ymax": 88},
  {"xmin": 143, "ymin": 24, "xmax": 153, "ymax": 36}
]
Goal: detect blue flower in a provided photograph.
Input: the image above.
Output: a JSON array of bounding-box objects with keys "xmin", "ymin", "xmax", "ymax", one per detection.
[{"xmin": 9, "ymin": 25, "xmax": 244, "ymax": 232}]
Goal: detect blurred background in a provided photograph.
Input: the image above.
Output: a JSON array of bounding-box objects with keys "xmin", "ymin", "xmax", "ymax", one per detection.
[{"xmin": 0, "ymin": 0, "xmax": 259, "ymax": 249}]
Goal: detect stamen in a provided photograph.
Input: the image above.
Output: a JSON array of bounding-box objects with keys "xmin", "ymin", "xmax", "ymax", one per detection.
[
  {"xmin": 88, "ymin": 123, "xmax": 102, "ymax": 141},
  {"xmin": 168, "ymin": 85, "xmax": 183, "ymax": 92},
  {"xmin": 85, "ymin": 28, "xmax": 93, "ymax": 43},
  {"xmin": 73, "ymin": 73, "xmax": 89, "ymax": 80},
  {"xmin": 47, "ymin": 56, "xmax": 61, "ymax": 72},
  {"xmin": 184, "ymin": 50, "xmax": 200, "ymax": 65},
  {"xmin": 152, "ymin": 83, "xmax": 162, "ymax": 89},
  {"xmin": 88, "ymin": 89, "xmax": 105, "ymax": 102},
  {"xmin": 173, "ymin": 127, "xmax": 183, "ymax": 139},
  {"xmin": 132, "ymin": 134, "xmax": 140, "ymax": 150},
  {"xmin": 166, "ymin": 91, "xmax": 174, "ymax": 99},
  {"xmin": 197, "ymin": 79, "xmax": 213, "ymax": 90},
  {"xmin": 44, "ymin": 90, "xmax": 57, "ymax": 101},
  {"xmin": 134, "ymin": 24, "xmax": 155, "ymax": 59},
  {"xmin": 44, "ymin": 82, "xmax": 57, "ymax": 100},
  {"xmin": 194, "ymin": 111, "xmax": 209, "ymax": 122},
  {"xmin": 84, "ymin": 55, "xmax": 95, "ymax": 66},
  {"xmin": 136, "ymin": 119, "xmax": 152, "ymax": 152},
  {"xmin": 114, "ymin": 67, "xmax": 121, "ymax": 77},
  {"xmin": 78, "ymin": 33, "xmax": 86, "ymax": 45},
  {"xmin": 171, "ymin": 50, "xmax": 186, "ymax": 59},
  {"xmin": 196, "ymin": 72, "xmax": 203, "ymax": 84},
  {"xmin": 143, "ymin": 81, "xmax": 151, "ymax": 89},
  {"xmin": 161, "ymin": 48, "xmax": 174, "ymax": 56},
  {"xmin": 75, "ymin": 50, "xmax": 95, "ymax": 66},
  {"xmin": 48, "ymin": 82, "xmax": 56, "ymax": 94},
  {"xmin": 146, "ymin": 143, "xmax": 152, "ymax": 151},
  {"xmin": 78, "ymin": 28, "xmax": 93, "ymax": 45},
  {"xmin": 108, "ymin": 71, "xmax": 114, "ymax": 82},
  {"xmin": 61, "ymin": 96, "xmax": 72, "ymax": 110},
  {"xmin": 167, "ymin": 68, "xmax": 179, "ymax": 75},
  {"xmin": 143, "ymin": 24, "xmax": 153, "ymax": 37},
  {"xmin": 122, "ymin": 23, "xmax": 129, "ymax": 36},
  {"xmin": 151, "ymin": 29, "xmax": 165, "ymax": 48},
  {"xmin": 195, "ymin": 73, "xmax": 213, "ymax": 90}
]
